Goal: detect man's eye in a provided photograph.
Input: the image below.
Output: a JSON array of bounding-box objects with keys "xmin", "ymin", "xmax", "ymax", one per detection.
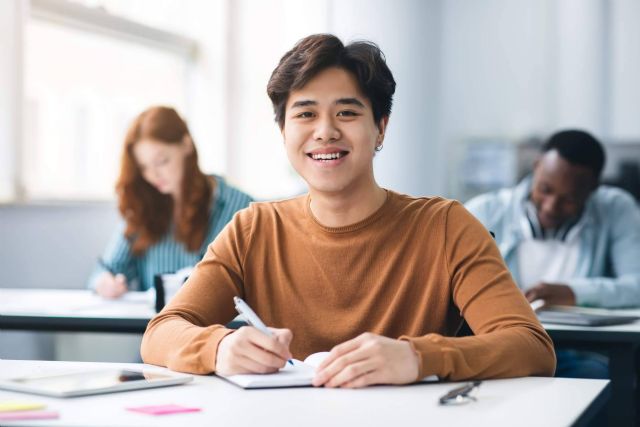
[
  {"xmin": 337, "ymin": 110, "xmax": 358, "ymax": 117},
  {"xmin": 295, "ymin": 111, "xmax": 314, "ymax": 118},
  {"xmin": 539, "ymin": 184, "xmax": 552, "ymax": 194}
]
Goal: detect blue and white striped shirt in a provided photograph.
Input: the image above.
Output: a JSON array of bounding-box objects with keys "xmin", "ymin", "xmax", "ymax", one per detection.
[{"xmin": 89, "ymin": 176, "xmax": 253, "ymax": 291}]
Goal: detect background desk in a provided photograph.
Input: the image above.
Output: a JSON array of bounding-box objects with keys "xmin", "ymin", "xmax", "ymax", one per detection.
[
  {"xmin": 0, "ymin": 288, "xmax": 246, "ymax": 334},
  {"xmin": 543, "ymin": 308, "xmax": 640, "ymax": 427},
  {"xmin": 0, "ymin": 289, "xmax": 154, "ymax": 334},
  {"xmin": 0, "ymin": 360, "xmax": 608, "ymax": 427}
]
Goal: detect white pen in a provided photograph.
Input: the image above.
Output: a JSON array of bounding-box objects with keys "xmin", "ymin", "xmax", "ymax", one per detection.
[{"xmin": 233, "ymin": 296, "xmax": 294, "ymax": 366}]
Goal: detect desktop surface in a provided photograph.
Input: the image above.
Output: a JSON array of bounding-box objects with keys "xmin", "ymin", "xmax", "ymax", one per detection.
[
  {"xmin": 0, "ymin": 360, "xmax": 608, "ymax": 427},
  {"xmin": 0, "ymin": 288, "xmax": 155, "ymax": 333}
]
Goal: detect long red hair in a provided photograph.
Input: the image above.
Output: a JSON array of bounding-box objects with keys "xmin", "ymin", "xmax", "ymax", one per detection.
[{"xmin": 116, "ymin": 106, "xmax": 212, "ymax": 256}]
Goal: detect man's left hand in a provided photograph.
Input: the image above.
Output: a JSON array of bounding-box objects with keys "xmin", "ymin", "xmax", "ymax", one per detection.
[
  {"xmin": 312, "ymin": 333, "xmax": 419, "ymax": 388},
  {"xmin": 525, "ymin": 282, "xmax": 576, "ymax": 306}
]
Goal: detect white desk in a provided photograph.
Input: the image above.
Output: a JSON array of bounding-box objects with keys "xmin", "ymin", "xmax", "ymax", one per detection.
[
  {"xmin": 542, "ymin": 308, "xmax": 640, "ymax": 426},
  {"xmin": 0, "ymin": 360, "xmax": 608, "ymax": 427},
  {"xmin": 0, "ymin": 288, "xmax": 246, "ymax": 334},
  {"xmin": 0, "ymin": 289, "xmax": 155, "ymax": 333}
]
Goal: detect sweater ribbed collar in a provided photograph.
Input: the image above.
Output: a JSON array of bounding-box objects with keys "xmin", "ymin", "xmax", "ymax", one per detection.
[{"xmin": 305, "ymin": 190, "xmax": 392, "ymax": 234}]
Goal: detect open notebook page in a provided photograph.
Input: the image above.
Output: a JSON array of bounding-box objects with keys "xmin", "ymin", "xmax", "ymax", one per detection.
[
  {"xmin": 217, "ymin": 352, "xmax": 329, "ymax": 389},
  {"xmin": 218, "ymin": 352, "xmax": 438, "ymax": 389}
]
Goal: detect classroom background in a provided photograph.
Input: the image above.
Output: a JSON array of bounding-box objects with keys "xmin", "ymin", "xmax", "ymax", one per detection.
[{"xmin": 1, "ymin": 0, "xmax": 639, "ymax": 361}]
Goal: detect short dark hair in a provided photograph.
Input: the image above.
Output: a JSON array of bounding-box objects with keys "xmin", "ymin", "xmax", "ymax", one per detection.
[
  {"xmin": 542, "ymin": 129, "xmax": 606, "ymax": 178},
  {"xmin": 267, "ymin": 34, "xmax": 396, "ymax": 129}
]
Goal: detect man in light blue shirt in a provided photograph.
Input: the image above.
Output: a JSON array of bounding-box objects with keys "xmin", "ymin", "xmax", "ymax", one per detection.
[{"xmin": 466, "ymin": 129, "xmax": 640, "ymax": 378}]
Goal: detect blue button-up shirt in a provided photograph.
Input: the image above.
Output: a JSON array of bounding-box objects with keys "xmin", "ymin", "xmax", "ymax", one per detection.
[
  {"xmin": 88, "ymin": 176, "xmax": 253, "ymax": 291},
  {"xmin": 465, "ymin": 177, "xmax": 640, "ymax": 308}
]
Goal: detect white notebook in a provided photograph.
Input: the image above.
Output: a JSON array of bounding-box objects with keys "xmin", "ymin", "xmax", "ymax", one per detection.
[{"xmin": 218, "ymin": 352, "xmax": 438, "ymax": 389}]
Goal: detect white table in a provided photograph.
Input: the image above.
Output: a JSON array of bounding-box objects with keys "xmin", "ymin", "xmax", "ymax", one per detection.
[
  {"xmin": 0, "ymin": 289, "xmax": 155, "ymax": 333},
  {"xmin": 0, "ymin": 360, "xmax": 609, "ymax": 427},
  {"xmin": 542, "ymin": 308, "xmax": 640, "ymax": 426}
]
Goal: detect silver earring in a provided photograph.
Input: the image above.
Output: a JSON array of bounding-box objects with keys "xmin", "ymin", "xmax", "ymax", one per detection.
[{"xmin": 375, "ymin": 144, "xmax": 383, "ymax": 152}]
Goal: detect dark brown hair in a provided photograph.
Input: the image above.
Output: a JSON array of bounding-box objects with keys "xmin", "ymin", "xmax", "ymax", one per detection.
[
  {"xmin": 542, "ymin": 129, "xmax": 605, "ymax": 179},
  {"xmin": 116, "ymin": 106, "xmax": 212, "ymax": 256},
  {"xmin": 267, "ymin": 34, "xmax": 396, "ymax": 128}
]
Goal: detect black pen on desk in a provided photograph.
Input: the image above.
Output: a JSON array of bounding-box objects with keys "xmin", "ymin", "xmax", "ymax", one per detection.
[{"xmin": 438, "ymin": 381, "xmax": 482, "ymax": 405}]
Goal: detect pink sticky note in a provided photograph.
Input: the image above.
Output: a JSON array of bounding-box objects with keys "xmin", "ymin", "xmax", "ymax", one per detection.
[
  {"xmin": 127, "ymin": 404, "xmax": 201, "ymax": 416},
  {"xmin": 0, "ymin": 410, "xmax": 59, "ymax": 421}
]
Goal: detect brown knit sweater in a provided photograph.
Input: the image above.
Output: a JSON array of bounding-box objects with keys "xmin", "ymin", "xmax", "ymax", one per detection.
[{"xmin": 141, "ymin": 191, "xmax": 556, "ymax": 380}]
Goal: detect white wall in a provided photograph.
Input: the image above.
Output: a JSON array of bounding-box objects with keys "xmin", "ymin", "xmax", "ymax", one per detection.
[
  {"xmin": 180, "ymin": 0, "xmax": 230, "ymax": 178},
  {"xmin": 610, "ymin": 0, "xmax": 640, "ymax": 139},
  {"xmin": 553, "ymin": 0, "xmax": 608, "ymax": 133}
]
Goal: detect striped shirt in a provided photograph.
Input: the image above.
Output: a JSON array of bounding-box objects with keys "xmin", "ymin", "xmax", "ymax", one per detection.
[{"xmin": 89, "ymin": 176, "xmax": 253, "ymax": 291}]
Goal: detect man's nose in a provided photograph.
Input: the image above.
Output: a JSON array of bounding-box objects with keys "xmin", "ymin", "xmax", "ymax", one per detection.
[
  {"xmin": 542, "ymin": 197, "xmax": 560, "ymax": 214},
  {"xmin": 313, "ymin": 117, "xmax": 340, "ymax": 142}
]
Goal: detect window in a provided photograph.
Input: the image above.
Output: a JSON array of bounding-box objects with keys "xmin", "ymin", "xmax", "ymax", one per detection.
[{"xmin": 21, "ymin": 0, "xmax": 196, "ymax": 200}]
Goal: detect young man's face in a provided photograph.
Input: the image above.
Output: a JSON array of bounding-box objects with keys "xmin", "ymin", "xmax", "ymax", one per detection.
[
  {"xmin": 530, "ymin": 149, "xmax": 597, "ymax": 230},
  {"xmin": 282, "ymin": 67, "xmax": 386, "ymax": 196}
]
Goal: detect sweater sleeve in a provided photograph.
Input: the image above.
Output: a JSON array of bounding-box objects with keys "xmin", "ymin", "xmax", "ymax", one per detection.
[
  {"xmin": 140, "ymin": 207, "xmax": 254, "ymax": 374},
  {"xmin": 401, "ymin": 202, "xmax": 556, "ymax": 380}
]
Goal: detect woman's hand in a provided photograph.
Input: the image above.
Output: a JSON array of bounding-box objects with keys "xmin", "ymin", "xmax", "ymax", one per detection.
[
  {"xmin": 94, "ymin": 272, "xmax": 128, "ymax": 299},
  {"xmin": 215, "ymin": 327, "xmax": 293, "ymax": 376},
  {"xmin": 312, "ymin": 333, "xmax": 420, "ymax": 388}
]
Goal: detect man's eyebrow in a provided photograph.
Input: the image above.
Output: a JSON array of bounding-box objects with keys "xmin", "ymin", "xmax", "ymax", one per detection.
[
  {"xmin": 290, "ymin": 98, "xmax": 365, "ymax": 109},
  {"xmin": 335, "ymin": 97, "xmax": 365, "ymax": 107},
  {"xmin": 290, "ymin": 100, "xmax": 317, "ymax": 108}
]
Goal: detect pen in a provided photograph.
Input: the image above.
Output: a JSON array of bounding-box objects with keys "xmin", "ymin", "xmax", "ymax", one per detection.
[
  {"xmin": 233, "ymin": 296, "xmax": 294, "ymax": 366},
  {"xmin": 438, "ymin": 380, "xmax": 482, "ymax": 405},
  {"xmin": 97, "ymin": 258, "xmax": 117, "ymax": 275}
]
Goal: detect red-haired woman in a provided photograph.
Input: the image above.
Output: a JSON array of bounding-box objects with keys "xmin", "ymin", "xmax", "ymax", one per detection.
[{"xmin": 89, "ymin": 106, "xmax": 253, "ymax": 298}]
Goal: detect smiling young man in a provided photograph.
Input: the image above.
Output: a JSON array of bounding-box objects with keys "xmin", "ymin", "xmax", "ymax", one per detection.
[{"xmin": 141, "ymin": 34, "xmax": 555, "ymax": 386}]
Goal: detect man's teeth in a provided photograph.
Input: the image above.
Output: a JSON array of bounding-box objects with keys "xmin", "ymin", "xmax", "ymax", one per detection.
[{"xmin": 311, "ymin": 152, "xmax": 344, "ymax": 160}]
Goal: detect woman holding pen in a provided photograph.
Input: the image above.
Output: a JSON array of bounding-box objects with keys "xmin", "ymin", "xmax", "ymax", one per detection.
[{"xmin": 89, "ymin": 106, "xmax": 253, "ymax": 298}]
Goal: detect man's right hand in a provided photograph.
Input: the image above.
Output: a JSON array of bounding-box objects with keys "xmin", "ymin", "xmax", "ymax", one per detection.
[
  {"xmin": 215, "ymin": 326, "xmax": 293, "ymax": 375},
  {"xmin": 94, "ymin": 272, "xmax": 128, "ymax": 299}
]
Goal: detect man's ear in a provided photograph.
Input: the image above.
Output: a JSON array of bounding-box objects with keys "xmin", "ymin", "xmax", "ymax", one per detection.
[{"xmin": 377, "ymin": 116, "xmax": 389, "ymax": 142}]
